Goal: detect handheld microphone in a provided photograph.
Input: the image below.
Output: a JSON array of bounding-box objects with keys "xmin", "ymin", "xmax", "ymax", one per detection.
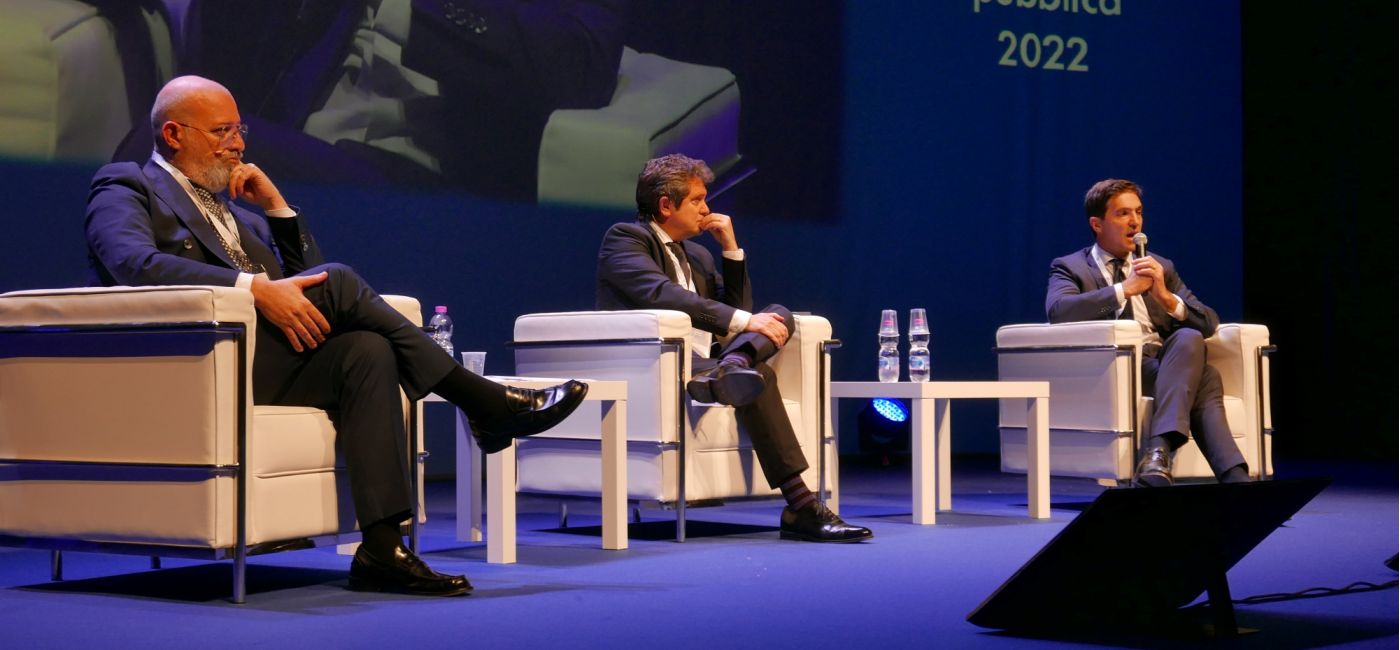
[{"xmin": 1132, "ymin": 232, "xmax": 1148, "ymax": 258}]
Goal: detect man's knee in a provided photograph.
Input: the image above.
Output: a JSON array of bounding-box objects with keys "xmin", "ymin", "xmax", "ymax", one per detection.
[
  {"xmin": 307, "ymin": 262, "xmax": 364, "ymax": 287},
  {"xmin": 760, "ymin": 304, "xmax": 796, "ymax": 337},
  {"xmin": 337, "ymin": 331, "xmax": 396, "ymax": 373},
  {"xmin": 1166, "ymin": 328, "xmax": 1205, "ymax": 353}
]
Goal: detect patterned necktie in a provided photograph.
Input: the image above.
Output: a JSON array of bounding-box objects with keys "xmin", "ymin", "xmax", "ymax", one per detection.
[
  {"xmin": 191, "ymin": 185, "xmax": 258, "ymax": 273},
  {"xmin": 1108, "ymin": 258, "xmax": 1135, "ymax": 320},
  {"xmin": 665, "ymin": 241, "xmax": 694, "ymax": 289}
]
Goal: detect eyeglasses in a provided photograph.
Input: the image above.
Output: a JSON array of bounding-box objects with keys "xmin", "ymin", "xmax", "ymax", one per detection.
[{"xmin": 173, "ymin": 121, "xmax": 248, "ymax": 144}]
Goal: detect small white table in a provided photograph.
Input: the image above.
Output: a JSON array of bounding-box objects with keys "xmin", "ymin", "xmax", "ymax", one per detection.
[
  {"xmin": 428, "ymin": 377, "xmax": 628, "ymax": 564},
  {"xmin": 829, "ymin": 381, "xmax": 1050, "ymax": 525}
]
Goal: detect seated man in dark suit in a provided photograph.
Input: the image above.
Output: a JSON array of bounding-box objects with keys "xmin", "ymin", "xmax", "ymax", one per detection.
[
  {"xmin": 1046, "ymin": 179, "xmax": 1250, "ymax": 487},
  {"xmin": 595, "ymin": 153, "xmax": 871, "ymax": 543},
  {"xmin": 85, "ymin": 75, "xmax": 588, "ymax": 596}
]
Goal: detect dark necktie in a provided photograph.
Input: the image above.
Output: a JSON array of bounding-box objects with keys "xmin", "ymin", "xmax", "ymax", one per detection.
[
  {"xmin": 191, "ymin": 186, "xmax": 259, "ymax": 273},
  {"xmin": 1108, "ymin": 258, "xmax": 1135, "ymax": 320},
  {"xmin": 665, "ymin": 241, "xmax": 694, "ymax": 288}
]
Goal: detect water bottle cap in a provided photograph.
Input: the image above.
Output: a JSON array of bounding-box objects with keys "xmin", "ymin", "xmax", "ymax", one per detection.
[
  {"xmin": 910, "ymin": 307, "xmax": 929, "ymax": 333},
  {"xmin": 880, "ymin": 309, "xmax": 898, "ymax": 333},
  {"xmin": 435, "ymin": 306, "xmax": 448, "ymax": 313}
]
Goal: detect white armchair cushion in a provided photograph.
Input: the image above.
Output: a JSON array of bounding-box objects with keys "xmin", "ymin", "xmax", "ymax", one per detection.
[
  {"xmin": 996, "ymin": 320, "xmax": 1146, "ymax": 349},
  {"xmin": 0, "ymin": 285, "xmax": 257, "ymax": 329},
  {"xmin": 514, "ymin": 309, "xmax": 693, "ymax": 341}
]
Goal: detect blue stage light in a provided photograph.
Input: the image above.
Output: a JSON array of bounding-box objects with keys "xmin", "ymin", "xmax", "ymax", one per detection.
[{"xmin": 871, "ymin": 398, "xmax": 908, "ymax": 423}]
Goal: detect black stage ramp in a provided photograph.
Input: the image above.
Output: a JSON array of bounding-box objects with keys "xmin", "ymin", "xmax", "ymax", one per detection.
[{"xmin": 968, "ymin": 478, "xmax": 1331, "ymax": 638}]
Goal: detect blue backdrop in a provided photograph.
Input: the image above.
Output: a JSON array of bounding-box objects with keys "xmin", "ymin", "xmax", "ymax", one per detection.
[{"xmin": 0, "ymin": 1, "xmax": 1242, "ymax": 455}]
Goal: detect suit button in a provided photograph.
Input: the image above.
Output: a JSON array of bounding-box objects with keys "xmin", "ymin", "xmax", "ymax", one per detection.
[{"xmin": 183, "ymin": 239, "xmax": 193, "ymax": 250}]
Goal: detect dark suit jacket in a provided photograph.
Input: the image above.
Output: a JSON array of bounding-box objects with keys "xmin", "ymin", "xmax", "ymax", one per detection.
[
  {"xmin": 84, "ymin": 159, "xmax": 323, "ymax": 287},
  {"xmin": 595, "ymin": 221, "xmax": 752, "ymax": 336},
  {"xmin": 1045, "ymin": 246, "xmax": 1218, "ymax": 336}
]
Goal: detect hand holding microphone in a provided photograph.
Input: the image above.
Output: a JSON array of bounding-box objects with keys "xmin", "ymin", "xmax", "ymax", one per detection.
[{"xmin": 1129, "ymin": 232, "xmax": 1175, "ymax": 307}]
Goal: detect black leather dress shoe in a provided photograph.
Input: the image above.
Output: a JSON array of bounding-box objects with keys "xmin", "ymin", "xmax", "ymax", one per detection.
[
  {"xmin": 1134, "ymin": 446, "xmax": 1174, "ymax": 488},
  {"xmin": 470, "ymin": 380, "xmax": 589, "ymax": 453},
  {"xmin": 348, "ymin": 543, "xmax": 472, "ymax": 596},
  {"xmin": 779, "ymin": 502, "xmax": 873, "ymax": 543},
  {"xmin": 686, "ymin": 360, "xmax": 765, "ymax": 407}
]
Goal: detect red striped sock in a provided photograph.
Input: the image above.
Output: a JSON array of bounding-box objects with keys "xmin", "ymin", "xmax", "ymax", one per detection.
[{"xmin": 779, "ymin": 473, "xmax": 817, "ymax": 512}]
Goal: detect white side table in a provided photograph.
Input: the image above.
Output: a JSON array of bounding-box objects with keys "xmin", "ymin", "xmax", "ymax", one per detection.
[
  {"xmin": 428, "ymin": 377, "xmax": 628, "ymax": 564},
  {"xmin": 829, "ymin": 381, "xmax": 1050, "ymax": 525}
]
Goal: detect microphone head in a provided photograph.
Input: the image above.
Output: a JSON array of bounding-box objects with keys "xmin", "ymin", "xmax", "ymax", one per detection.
[{"xmin": 1132, "ymin": 232, "xmax": 1148, "ymax": 256}]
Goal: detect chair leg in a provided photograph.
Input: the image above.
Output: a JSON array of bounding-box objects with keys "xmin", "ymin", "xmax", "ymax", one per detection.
[
  {"xmin": 232, "ymin": 545, "xmax": 247, "ymax": 605},
  {"xmin": 50, "ymin": 550, "xmax": 62, "ymax": 581},
  {"xmin": 559, "ymin": 502, "xmax": 569, "ymax": 528},
  {"xmin": 150, "ymin": 556, "xmax": 161, "ymax": 569},
  {"xmin": 675, "ymin": 502, "xmax": 687, "ymax": 543},
  {"xmin": 632, "ymin": 507, "xmax": 642, "ymax": 524}
]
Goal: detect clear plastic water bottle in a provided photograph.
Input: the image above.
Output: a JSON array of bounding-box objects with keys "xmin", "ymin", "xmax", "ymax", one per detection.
[
  {"xmin": 908, "ymin": 307, "xmax": 931, "ymax": 383},
  {"xmin": 428, "ymin": 305, "xmax": 454, "ymax": 358},
  {"xmin": 878, "ymin": 309, "xmax": 900, "ymax": 383}
]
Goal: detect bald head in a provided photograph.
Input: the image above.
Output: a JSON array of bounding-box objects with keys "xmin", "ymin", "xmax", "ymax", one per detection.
[{"xmin": 151, "ymin": 76, "xmax": 237, "ymax": 154}]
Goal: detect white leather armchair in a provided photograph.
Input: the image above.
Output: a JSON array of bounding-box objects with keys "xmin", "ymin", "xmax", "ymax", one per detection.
[
  {"xmin": 0, "ymin": 285, "xmax": 426, "ymax": 603},
  {"xmin": 510, "ymin": 310, "xmax": 836, "ymax": 540},
  {"xmin": 996, "ymin": 321, "xmax": 1272, "ymax": 483}
]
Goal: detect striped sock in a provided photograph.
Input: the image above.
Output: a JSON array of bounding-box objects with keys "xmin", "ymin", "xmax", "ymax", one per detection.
[
  {"xmin": 721, "ymin": 351, "xmax": 753, "ymax": 368},
  {"xmin": 779, "ymin": 473, "xmax": 817, "ymax": 512}
]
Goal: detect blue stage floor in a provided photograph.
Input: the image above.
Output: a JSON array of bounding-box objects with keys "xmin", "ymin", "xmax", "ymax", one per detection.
[{"xmin": 1, "ymin": 457, "xmax": 1394, "ymax": 649}]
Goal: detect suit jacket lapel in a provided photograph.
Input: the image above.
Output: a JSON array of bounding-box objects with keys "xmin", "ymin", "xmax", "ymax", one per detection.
[
  {"xmin": 144, "ymin": 160, "xmax": 241, "ymax": 271},
  {"xmin": 686, "ymin": 242, "xmax": 712, "ymax": 298},
  {"xmin": 231, "ymin": 214, "xmax": 284, "ymax": 279},
  {"xmin": 1081, "ymin": 247, "xmax": 1108, "ymax": 291}
]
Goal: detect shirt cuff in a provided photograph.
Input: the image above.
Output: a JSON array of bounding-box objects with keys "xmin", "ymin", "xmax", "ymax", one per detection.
[
  {"xmin": 721, "ymin": 249, "xmax": 745, "ymax": 261},
  {"xmin": 729, "ymin": 309, "xmax": 752, "ymax": 334},
  {"xmin": 1113, "ymin": 283, "xmax": 1125, "ymax": 303},
  {"xmin": 265, "ymin": 206, "xmax": 297, "ymax": 219},
  {"xmin": 235, "ymin": 272, "xmax": 258, "ymax": 290},
  {"xmin": 1169, "ymin": 293, "xmax": 1188, "ymax": 320}
]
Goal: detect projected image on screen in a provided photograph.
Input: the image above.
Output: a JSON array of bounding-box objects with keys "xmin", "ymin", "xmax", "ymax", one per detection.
[{"xmin": 0, "ymin": 0, "xmax": 842, "ymax": 217}]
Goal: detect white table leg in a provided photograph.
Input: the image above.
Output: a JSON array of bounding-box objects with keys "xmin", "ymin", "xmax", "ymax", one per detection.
[
  {"xmin": 1027, "ymin": 396, "xmax": 1050, "ymax": 519},
  {"xmin": 601, "ymin": 398, "xmax": 628, "ymax": 551},
  {"xmin": 486, "ymin": 440, "xmax": 516, "ymax": 564},
  {"xmin": 455, "ymin": 409, "xmax": 484, "ymax": 543},
  {"xmin": 911, "ymin": 398, "xmax": 936, "ymax": 525},
  {"xmin": 936, "ymin": 398, "xmax": 952, "ymax": 512}
]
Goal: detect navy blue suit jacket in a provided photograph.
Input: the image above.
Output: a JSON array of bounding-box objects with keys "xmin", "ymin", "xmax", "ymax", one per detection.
[
  {"xmin": 1045, "ymin": 246, "xmax": 1219, "ymax": 336},
  {"xmin": 85, "ymin": 159, "xmax": 323, "ymax": 287},
  {"xmin": 595, "ymin": 221, "xmax": 752, "ymax": 337}
]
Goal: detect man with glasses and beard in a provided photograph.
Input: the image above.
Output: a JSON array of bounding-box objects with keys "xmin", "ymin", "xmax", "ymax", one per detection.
[{"xmin": 84, "ymin": 75, "xmax": 589, "ymax": 596}]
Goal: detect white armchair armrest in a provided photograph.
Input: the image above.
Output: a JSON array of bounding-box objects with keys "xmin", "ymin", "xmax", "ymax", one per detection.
[
  {"xmin": 996, "ymin": 320, "xmax": 1147, "ymax": 349},
  {"xmin": 514, "ymin": 309, "xmax": 694, "ymax": 342}
]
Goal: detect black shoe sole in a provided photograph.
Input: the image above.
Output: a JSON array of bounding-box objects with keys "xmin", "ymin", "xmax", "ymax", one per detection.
[
  {"xmin": 688, "ymin": 371, "xmax": 765, "ymax": 407},
  {"xmin": 348, "ymin": 575, "xmax": 473, "ymax": 597},
  {"xmin": 1134, "ymin": 472, "xmax": 1173, "ymax": 488},
  {"xmin": 778, "ymin": 530, "xmax": 874, "ymax": 543}
]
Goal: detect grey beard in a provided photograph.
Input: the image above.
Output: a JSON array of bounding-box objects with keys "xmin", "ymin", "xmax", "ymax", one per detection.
[{"xmin": 189, "ymin": 162, "xmax": 232, "ymax": 193}]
